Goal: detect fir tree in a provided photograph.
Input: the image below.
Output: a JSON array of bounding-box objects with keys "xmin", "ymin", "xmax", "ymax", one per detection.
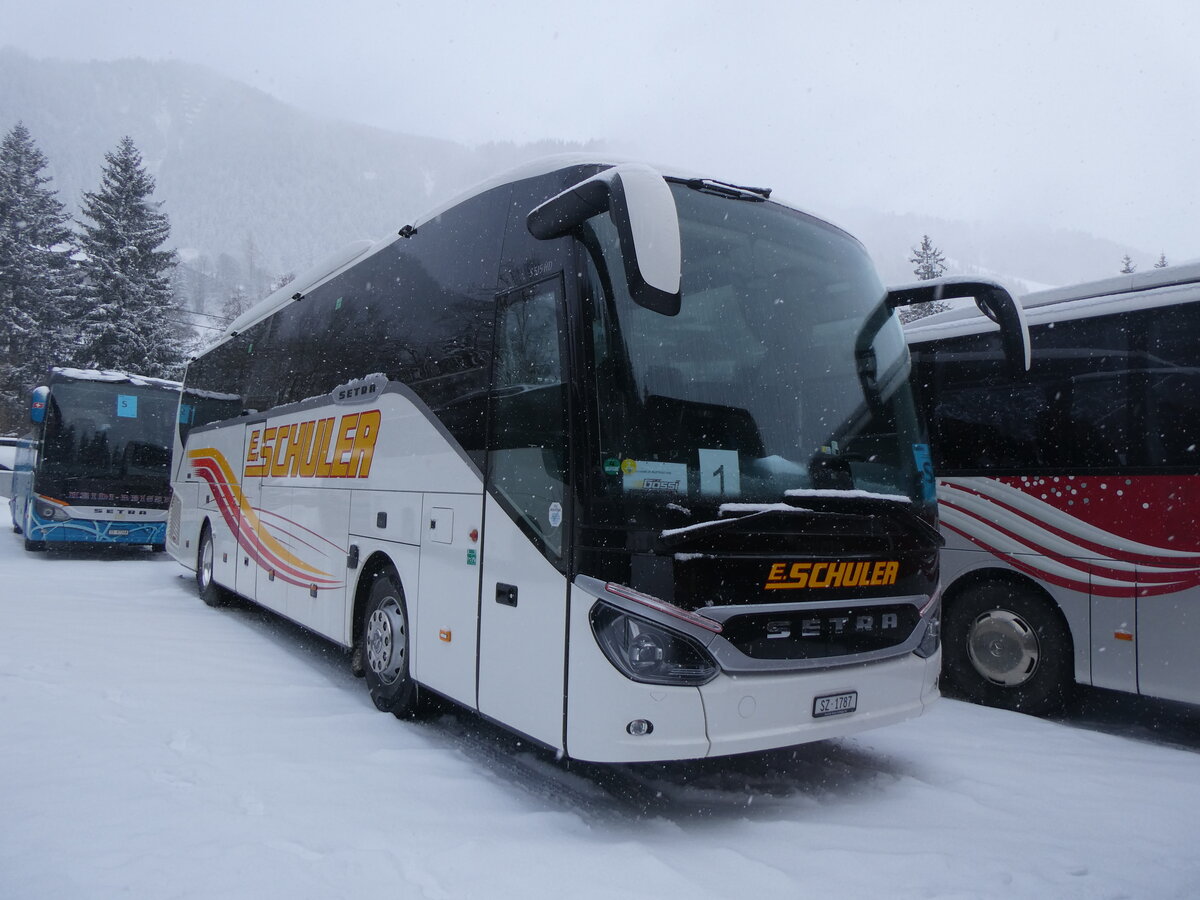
[
  {"xmin": 1120, "ymin": 255, "xmax": 1136, "ymax": 274},
  {"xmin": 901, "ymin": 234, "xmax": 950, "ymax": 323},
  {"xmin": 0, "ymin": 122, "xmax": 78, "ymax": 430},
  {"xmin": 909, "ymin": 234, "xmax": 947, "ymax": 281},
  {"xmin": 75, "ymin": 136, "xmax": 188, "ymax": 378},
  {"xmin": 1154, "ymin": 253, "xmax": 1168, "ymax": 269},
  {"xmin": 220, "ymin": 284, "xmax": 250, "ymax": 323}
]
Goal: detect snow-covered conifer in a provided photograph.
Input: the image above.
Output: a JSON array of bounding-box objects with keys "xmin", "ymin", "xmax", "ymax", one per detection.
[
  {"xmin": 1120, "ymin": 254, "xmax": 1136, "ymax": 274},
  {"xmin": 75, "ymin": 136, "xmax": 190, "ymax": 378},
  {"xmin": 909, "ymin": 234, "xmax": 947, "ymax": 282},
  {"xmin": 0, "ymin": 122, "xmax": 78, "ymax": 430},
  {"xmin": 901, "ymin": 234, "xmax": 950, "ymax": 323}
]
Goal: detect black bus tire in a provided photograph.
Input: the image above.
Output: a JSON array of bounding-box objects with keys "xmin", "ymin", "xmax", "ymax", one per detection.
[
  {"xmin": 196, "ymin": 525, "xmax": 231, "ymax": 607},
  {"xmin": 943, "ymin": 581, "xmax": 1073, "ymax": 716},
  {"xmin": 361, "ymin": 570, "xmax": 419, "ymax": 718}
]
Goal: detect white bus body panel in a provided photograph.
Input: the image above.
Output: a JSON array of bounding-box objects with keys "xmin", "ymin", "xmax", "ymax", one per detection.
[
  {"xmin": 413, "ymin": 492, "xmax": 483, "ymax": 708},
  {"xmin": 286, "ymin": 485, "xmax": 352, "ymax": 641},
  {"xmin": 564, "ymin": 580, "xmax": 939, "ymax": 763},
  {"xmin": 565, "ymin": 583, "xmax": 710, "ymax": 762},
  {"xmin": 699, "ymin": 653, "xmax": 939, "ymax": 759},
  {"xmin": 477, "ymin": 494, "xmax": 567, "ymax": 750},
  {"xmin": 1138, "ymin": 592, "xmax": 1200, "ymax": 705}
]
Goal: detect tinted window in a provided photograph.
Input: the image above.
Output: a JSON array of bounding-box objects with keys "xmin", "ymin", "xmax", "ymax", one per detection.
[
  {"xmin": 1142, "ymin": 301, "xmax": 1200, "ymax": 467},
  {"xmin": 919, "ymin": 303, "xmax": 1200, "ymax": 473},
  {"xmin": 182, "ymin": 188, "xmax": 512, "ymax": 467},
  {"xmin": 179, "ymin": 330, "xmax": 253, "ymax": 443},
  {"xmin": 271, "ymin": 189, "xmax": 509, "ymax": 466},
  {"xmin": 487, "ymin": 279, "xmax": 568, "ymax": 559},
  {"xmin": 40, "ymin": 380, "xmax": 178, "ymax": 502}
]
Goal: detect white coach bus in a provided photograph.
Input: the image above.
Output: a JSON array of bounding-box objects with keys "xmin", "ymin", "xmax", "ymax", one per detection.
[
  {"xmin": 907, "ymin": 264, "xmax": 1200, "ymax": 714},
  {"xmin": 168, "ymin": 158, "xmax": 1024, "ymax": 762}
]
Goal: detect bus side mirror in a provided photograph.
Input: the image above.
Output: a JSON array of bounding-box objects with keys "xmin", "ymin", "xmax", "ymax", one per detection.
[
  {"xmin": 30, "ymin": 385, "xmax": 49, "ymax": 424},
  {"xmin": 527, "ymin": 163, "xmax": 682, "ymax": 316},
  {"xmin": 887, "ymin": 277, "xmax": 1031, "ymax": 374}
]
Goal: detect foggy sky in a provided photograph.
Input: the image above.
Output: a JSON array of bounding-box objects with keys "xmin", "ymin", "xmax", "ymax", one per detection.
[{"xmin": 5, "ymin": 0, "xmax": 1198, "ymax": 257}]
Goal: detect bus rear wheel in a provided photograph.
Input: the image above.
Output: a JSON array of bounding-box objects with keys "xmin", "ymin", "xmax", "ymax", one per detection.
[
  {"xmin": 361, "ymin": 570, "xmax": 419, "ymax": 718},
  {"xmin": 196, "ymin": 525, "xmax": 231, "ymax": 607},
  {"xmin": 943, "ymin": 581, "xmax": 1073, "ymax": 716}
]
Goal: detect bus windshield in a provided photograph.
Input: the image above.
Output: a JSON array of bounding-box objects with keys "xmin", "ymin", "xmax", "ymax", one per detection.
[
  {"xmin": 585, "ymin": 182, "xmax": 927, "ymax": 520},
  {"xmin": 39, "ymin": 380, "xmax": 177, "ymax": 501}
]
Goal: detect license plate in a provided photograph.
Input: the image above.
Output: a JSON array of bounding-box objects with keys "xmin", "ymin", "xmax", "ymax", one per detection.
[
  {"xmin": 813, "ymin": 691, "xmax": 857, "ymax": 718},
  {"xmin": 109, "ymin": 528, "xmax": 130, "ymax": 536}
]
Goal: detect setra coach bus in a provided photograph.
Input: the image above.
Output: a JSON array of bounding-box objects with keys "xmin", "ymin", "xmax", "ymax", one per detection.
[
  {"xmin": 167, "ymin": 157, "xmax": 1026, "ymax": 762},
  {"xmin": 11, "ymin": 367, "xmax": 180, "ymax": 550},
  {"xmin": 907, "ymin": 263, "xmax": 1200, "ymax": 714}
]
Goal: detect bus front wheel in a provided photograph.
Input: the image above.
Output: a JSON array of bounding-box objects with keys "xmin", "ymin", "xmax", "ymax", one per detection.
[
  {"xmin": 943, "ymin": 582, "xmax": 1073, "ymax": 715},
  {"xmin": 361, "ymin": 571, "xmax": 419, "ymax": 718}
]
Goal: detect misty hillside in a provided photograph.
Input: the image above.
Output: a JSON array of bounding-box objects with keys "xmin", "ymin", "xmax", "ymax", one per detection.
[
  {"xmin": 1, "ymin": 49, "xmax": 1161, "ymax": 310},
  {"xmin": 0, "ymin": 50, "xmax": 597, "ymax": 272}
]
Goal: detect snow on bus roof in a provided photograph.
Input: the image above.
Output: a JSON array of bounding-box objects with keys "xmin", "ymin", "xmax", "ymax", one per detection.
[
  {"xmin": 51, "ymin": 367, "xmax": 182, "ymax": 390},
  {"xmin": 904, "ymin": 261, "xmax": 1200, "ymax": 345}
]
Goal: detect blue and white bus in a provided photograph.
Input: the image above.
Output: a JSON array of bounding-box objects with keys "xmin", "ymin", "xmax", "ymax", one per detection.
[{"xmin": 11, "ymin": 367, "xmax": 181, "ymax": 551}]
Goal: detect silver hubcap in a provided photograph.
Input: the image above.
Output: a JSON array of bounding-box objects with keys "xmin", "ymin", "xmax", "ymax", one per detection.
[
  {"xmin": 366, "ymin": 595, "xmax": 406, "ymax": 685},
  {"xmin": 199, "ymin": 537, "xmax": 213, "ymax": 590},
  {"xmin": 967, "ymin": 609, "xmax": 1040, "ymax": 687}
]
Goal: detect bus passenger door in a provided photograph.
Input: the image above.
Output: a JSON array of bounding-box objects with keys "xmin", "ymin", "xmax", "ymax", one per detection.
[{"xmin": 477, "ymin": 279, "xmax": 571, "ymax": 748}]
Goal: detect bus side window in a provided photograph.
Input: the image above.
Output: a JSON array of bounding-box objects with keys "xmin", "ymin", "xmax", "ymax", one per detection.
[
  {"xmin": 488, "ymin": 279, "xmax": 568, "ymax": 558},
  {"xmin": 1143, "ymin": 302, "xmax": 1200, "ymax": 468}
]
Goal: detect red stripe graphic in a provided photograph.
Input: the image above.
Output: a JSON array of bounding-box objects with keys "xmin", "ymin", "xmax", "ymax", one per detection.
[
  {"xmin": 939, "ymin": 477, "xmax": 1200, "ymax": 599},
  {"xmin": 188, "ymin": 449, "xmax": 343, "ymax": 591}
]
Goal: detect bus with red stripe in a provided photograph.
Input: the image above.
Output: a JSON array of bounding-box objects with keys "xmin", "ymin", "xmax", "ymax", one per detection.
[{"xmin": 907, "ymin": 263, "xmax": 1200, "ymax": 713}]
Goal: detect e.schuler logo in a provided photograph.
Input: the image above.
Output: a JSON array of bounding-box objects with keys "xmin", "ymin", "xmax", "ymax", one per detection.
[{"xmin": 764, "ymin": 560, "xmax": 900, "ymax": 590}]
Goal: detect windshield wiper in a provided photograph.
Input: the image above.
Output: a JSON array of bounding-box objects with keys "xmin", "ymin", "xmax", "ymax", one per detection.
[
  {"xmin": 658, "ymin": 503, "xmax": 818, "ymax": 549},
  {"xmin": 672, "ymin": 177, "xmax": 772, "ymax": 201}
]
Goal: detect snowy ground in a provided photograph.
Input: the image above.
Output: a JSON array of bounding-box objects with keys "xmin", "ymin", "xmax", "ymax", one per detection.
[{"xmin": 2, "ymin": 518, "xmax": 1199, "ymax": 899}]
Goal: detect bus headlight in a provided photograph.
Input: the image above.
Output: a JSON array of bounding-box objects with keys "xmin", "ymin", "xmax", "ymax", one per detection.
[
  {"xmin": 36, "ymin": 499, "xmax": 70, "ymax": 521},
  {"xmin": 915, "ymin": 602, "xmax": 941, "ymax": 658},
  {"xmin": 590, "ymin": 602, "xmax": 718, "ymax": 686}
]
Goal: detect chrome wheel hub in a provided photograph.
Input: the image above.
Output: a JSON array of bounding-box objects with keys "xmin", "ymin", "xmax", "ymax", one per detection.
[
  {"xmin": 967, "ymin": 609, "xmax": 1040, "ymax": 687},
  {"xmin": 199, "ymin": 539, "xmax": 213, "ymax": 590},
  {"xmin": 366, "ymin": 596, "xmax": 406, "ymax": 685}
]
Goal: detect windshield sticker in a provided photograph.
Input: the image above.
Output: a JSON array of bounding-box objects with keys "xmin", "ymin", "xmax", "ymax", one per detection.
[
  {"xmin": 116, "ymin": 394, "xmax": 138, "ymax": 418},
  {"xmin": 603, "ymin": 457, "xmax": 621, "ymax": 476},
  {"xmin": 548, "ymin": 501, "xmax": 563, "ymax": 528},
  {"xmin": 623, "ymin": 460, "xmax": 686, "ymax": 495},
  {"xmin": 912, "ymin": 443, "xmax": 935, "ymax": 501},
  {"xmin": 699, "ymin": 449, "xmax": 740, "ymax": 498}
]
